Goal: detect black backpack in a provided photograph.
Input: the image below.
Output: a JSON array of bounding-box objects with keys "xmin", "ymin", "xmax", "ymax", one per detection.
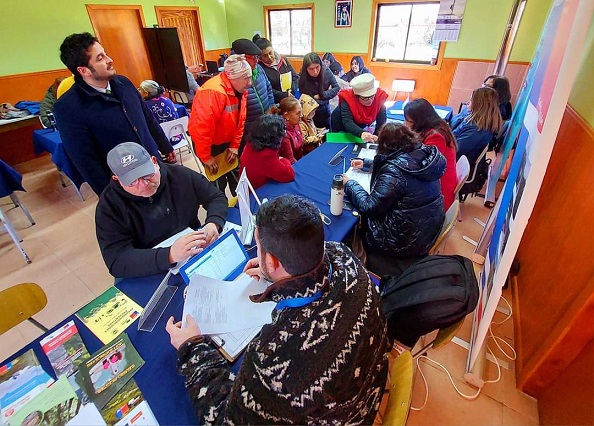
[
  {"xmin": 459, "ymin": 157, "xmax": 490, "ymax": 201},
  {"xmin": 379, "ymin": 255, "xmax": 479, "ymax": 347}
]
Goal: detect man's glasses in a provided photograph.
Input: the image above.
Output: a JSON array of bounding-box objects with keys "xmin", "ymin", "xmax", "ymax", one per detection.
[
  {"xmin": 357, "ymin": 94, "xmax": 375, "ymax": 101},
  {"xmin": 246, "ymin": 55, "xmax": 259, "ymax": 62},
  {"xmin": 128, "ymin": 172, "xmax": 156, "ymax": 187}
]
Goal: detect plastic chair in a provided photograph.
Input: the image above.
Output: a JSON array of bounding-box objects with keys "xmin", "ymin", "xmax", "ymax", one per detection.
[
  {"xmin": 382, "ymin": 351, "xmax": 414, "ymax": 426},
  {"xmin": 412, "ymin": 319, "xmax": 464, "ymax": 359},
  {"xmin": 429, "ymin": 199, "xmax": 460, "ymax": 255},
  {"xmin": 460, "ymin": 144, "xmax": 490, "ymax": 202},
  {"xmin": 159, "ymin": 116, "xmax": 203, "ymax": 172},
  {"xmin": 0, "ymin": 283, "xmax": 48, "ymax": 335}
]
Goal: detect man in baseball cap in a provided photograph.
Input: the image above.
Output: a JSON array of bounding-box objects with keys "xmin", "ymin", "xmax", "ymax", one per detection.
[{"xmin": 95, "ymin": 142, "xmax": 228, "ymax": 278}]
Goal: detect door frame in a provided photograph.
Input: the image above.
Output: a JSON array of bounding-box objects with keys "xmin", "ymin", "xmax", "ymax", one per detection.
[{"xmin": 155, "ymin": 6, "xmax": 207, "ymax": 67}]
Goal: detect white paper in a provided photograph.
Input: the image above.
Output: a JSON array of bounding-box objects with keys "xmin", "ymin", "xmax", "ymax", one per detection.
[
  {"xmin": 210, "ymin": 326, "xmax": 262, "ymax": 361},
  {"xmin": 222, "ymin": 221, "xmax": 241, "ymax": 234},
  {"xmin": 66, "ymin": 403, "xmax": 107, "ymax": 426},
  {"xmin": 183, "ymin": 274, "xmax": 275, "ymax": 334},
  {"xmin": 388, "ymin": 109, "xmax": 405, "ymax": 115},
  {"xmin": 359, "ymin": 148, "xmax": 377, "ymax": 160},
  {"xmin": 346, "ymin": 167, "xmax": 371, "ymax": 193},
  {"xmin": 115, "ymin": 401, "xmax": 159, "ymax": 426},
  {"xmin": 435, "ymin": 108, "xmax": 451, "ymax": 119}
]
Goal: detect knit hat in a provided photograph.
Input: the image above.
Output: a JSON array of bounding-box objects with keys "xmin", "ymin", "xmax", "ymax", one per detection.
[
  {"xmin": 224, "ymin": 54, "xmax": 252, "ymax": 80},
  {"xmin": 107, "ymin": 142, "xmax": 155, "ymax": 186},
  {"xmin": 232, "ymin": 39, "xmax": 261, "ymax": 55},
  {"xmin": 351, "ymin": 74, "xmax": 377, "ymax": 97}
]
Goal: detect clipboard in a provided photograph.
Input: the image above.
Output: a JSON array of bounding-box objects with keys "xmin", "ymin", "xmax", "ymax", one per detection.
[
  {"xmin": 280, "ymin": 71, "xmax": 292, "ymax": 92},
  {"xmin": 204, "ymin": 151, "xmax": 239, "ymax": 181}
]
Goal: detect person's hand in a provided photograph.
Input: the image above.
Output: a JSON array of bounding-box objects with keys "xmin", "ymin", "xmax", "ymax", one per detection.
[
  {"xmin": 226, "ymin": 148, "xmax": 238, "ymax": 164},
  {"xmin": 287, "ymin": 90, "xmax": 294, "ymax": 98},
  {"xmin": 166, "ymin": 315, "xmax": 201, "ymax": 350},
  {"xmin": 204, "ymin": 157, "xmax": 218, "ymax": 174},
  {"xmin": 243, "ymin": 257, "xmax": 264, "ymax": 281},
  {"xmin": 201, "ymin": 222, "xmax": 219, "ymax": 246},
  {"xmin": 370, "ymin": 135, "xmax": 379, "ymax": 142},
  {"xmin": 350, "ymin": 159, "xmax": 364, "ymax": 169},
  {"xmin": 361, "ymin": 132, "xmax": 375, "ymax": 142},
  {"xmin": 342, "ymin": 174, "xmax": 350, "ymax": 185},
  {"xmin": 164, "ymin": 151, "xmax": 177, "ymax": 164},
  {"xmin": 169, "ymin": 231, "xmax": 209, "ymax": 264}
]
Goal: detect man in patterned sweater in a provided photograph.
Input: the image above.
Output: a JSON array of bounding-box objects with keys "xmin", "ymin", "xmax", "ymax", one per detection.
[{"xmin": 166, "ymin": 194, "xmax": 389, "ymax": 424}]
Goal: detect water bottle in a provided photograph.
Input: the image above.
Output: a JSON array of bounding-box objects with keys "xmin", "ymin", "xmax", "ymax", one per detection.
[
  {"xmin": 46, "ymin": 111, "xmax": 57, "ymax": 131},
  {"xmin": 330, "ymin": 174, "xmax": 344, "ymax": 216}
]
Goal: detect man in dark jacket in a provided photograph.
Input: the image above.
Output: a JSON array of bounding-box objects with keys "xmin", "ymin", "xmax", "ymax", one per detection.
[
  {"xmin": 231, "ymin": 39, "xmax": 274, "ymax": 153},
  {"xmin": 54, "ymin": 32, "xmax": 175, "ymax": 195},
  {"xmin": 166, "ymin": 195, "xmax": 389, "ymax": 424},
  {"xmin": 95, "ymin": 143, "xmax": 227, "ymax": 278}
]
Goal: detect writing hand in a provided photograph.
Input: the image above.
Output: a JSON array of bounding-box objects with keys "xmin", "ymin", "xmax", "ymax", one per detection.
[
  {"xmin": 166, "ymin": 315, "xmax": 202, "ymax": 350},
  {"xmin": 169, "ymin": 231, "xmax": 209, "ymax": 264},
  {"xmin": 350, "ymin": 159, "xmax": 364, "ymax": 169},
  {"xmin": 243, "ymin": 257, "xmax": 263, "ymax": 281}
]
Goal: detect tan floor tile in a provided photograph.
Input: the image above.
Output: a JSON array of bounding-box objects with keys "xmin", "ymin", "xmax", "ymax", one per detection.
[
  {"xmin": 502, "ymin": 406, "xmax": 539, "ymax": 426},
  {"xmin": 73, "ymin": 257, "xmax": 114, "ymax": 296},
  {"xmin": 0, "ymin": 327, "xmax": 26, "ymax": 363},
  {"xmin": 0, "ymin": 236, "xmax": 52, "ymax": 278},
  {"xmin": 483, "ymin": 362, "xmax": 538, "ymax": 421},
  {"xmin": 52, "ymin": 236, "xmax": 102, "ymax": 271},
  {"xmin": 36, "ymin": 212, "xmax": 95, "ymax": 250},
  {"xmin": 14, "ymin": 320, "xmax": 44, "ymax": 346},
  {"xmin": 0, "ymin": 252, "xmax": 70, "ymax": 292}
]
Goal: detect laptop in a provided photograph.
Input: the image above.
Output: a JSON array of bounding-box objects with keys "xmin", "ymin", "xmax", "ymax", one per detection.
[
  {"xmin": 179, "ymin": 230, "xmax": 249, "ymax": 284},
  {"xmin": 205, "ymin": 60, "xmax": 220, "ymax": 74}
]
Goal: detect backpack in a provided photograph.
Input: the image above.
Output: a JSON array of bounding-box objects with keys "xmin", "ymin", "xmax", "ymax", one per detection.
[
  {"xmin": 459, "ymin": 156, "xmax": 490, "ymax": 201},
  {"xmin": 379, "ymin": 255, "xmax": 479, "ymax": 347}
]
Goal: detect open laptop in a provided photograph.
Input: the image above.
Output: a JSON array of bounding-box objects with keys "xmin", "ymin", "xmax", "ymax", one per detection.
[{"xmin": 204, "ymin": 60, "xmax": 220, "ymax": 74}]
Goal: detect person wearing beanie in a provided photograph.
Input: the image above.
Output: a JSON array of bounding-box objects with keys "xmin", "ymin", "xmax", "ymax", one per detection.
[
  {"xmin": 252, "ymin": 34, "xmax": 299, "ymax": 103},
  {"xmin": 188, "ymin": 54, "xmax": 252, "ymax": 195},
  {"xmin": 330, "ymin": 73, "xmax": 388, "ymax": 142},
  {"xmin": 95, "ymin": 142, "xmax": 228, "ymax": 278},
  {"xmin": 231, "ymin": 38, "xmax": 274, "ymax": 154}
]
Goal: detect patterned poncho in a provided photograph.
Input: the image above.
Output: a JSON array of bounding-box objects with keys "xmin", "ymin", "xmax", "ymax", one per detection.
[{"xmin": 176, "ymin": 241, "xmax": 389, "ymax": 424}]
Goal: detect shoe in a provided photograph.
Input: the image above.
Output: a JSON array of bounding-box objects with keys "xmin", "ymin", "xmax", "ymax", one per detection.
[{"xmin": 484, "ymin": 201, "xmax": 495, "ymax": 208}]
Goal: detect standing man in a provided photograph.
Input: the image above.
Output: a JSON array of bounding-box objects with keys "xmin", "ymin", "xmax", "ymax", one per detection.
[
  {"xmin": 54, "ymin": 32, "xmax": 176, "ymax": 196},
  {"xmin": 189, "ymin": 54, "xmax": 251, "ymax": 195},
  {"xmin": 166, "ymin": 195, "xmax": 389, "ymax": 424},
  {"xmin": 231, "ymin": 39, "xmax": 274, "ymax": 155}
]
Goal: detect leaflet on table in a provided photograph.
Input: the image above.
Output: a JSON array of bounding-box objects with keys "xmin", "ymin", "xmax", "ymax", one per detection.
[
  {"xmin": 75, "ymin": 334, "xmax": 144, "ymax": 409},
  {"xmin": 100, "ymin": 379, "xmax": 143, "ymax": 425},
  {"xmin": 40, "ymin": 321, "xmax": 90, "ymax": 379},
  {"xmin": 114, "ymin": 401, "xmax": 158, "ymax": 426},
  {"xmin": 66, "ymin": 403, "xmax": 106, "ymax": 426},
  {"xmin": 7, "ymin": 375, "xmax": 79, "ymax": 426},
  {"xmin": 345, "ymin": 167, "xmax": 371, "ymax": 193},
  {"xmin": 182, "ymin": 273, "xmax": 275, "ymax": 334},
  {"xmin": 0, "ymin": 349, "xmax": 54, "ymax": 425},
  {"xmin": 76, "ymin": 287, "xmax": 143, "ymax": 345}
]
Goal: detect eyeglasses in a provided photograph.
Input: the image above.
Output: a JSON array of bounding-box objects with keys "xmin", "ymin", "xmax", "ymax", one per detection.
[
  {"xmin": 246, "ymin": 54, "xmax": 259, "ymax": 61},
  {"xmin": 127, "ymin": 172, "xmax": 156, "ymax": 187},
  {"xmin": 357, "ymin": 94, "xmax": 375, "ymax": 101}
]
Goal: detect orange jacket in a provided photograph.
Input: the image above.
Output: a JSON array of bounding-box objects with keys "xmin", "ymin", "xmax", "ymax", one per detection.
[{"xmin": 189, "ymin": 73, "xmax": 247, "ymax": 162}]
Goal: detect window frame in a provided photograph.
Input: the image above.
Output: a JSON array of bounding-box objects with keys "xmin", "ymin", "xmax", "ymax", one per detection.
[
  {"xmin": 368, "ymin": 0, "xmax": 445, "ymax": 70},
  {"xmin": 264, "ymin": 3, "xmax": 315, "ymax": 58}
]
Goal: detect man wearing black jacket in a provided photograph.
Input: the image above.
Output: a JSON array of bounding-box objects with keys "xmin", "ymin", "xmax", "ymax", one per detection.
[{"xmin": 95, "ymin": 143, "xmax": 228, "ymax": 278}]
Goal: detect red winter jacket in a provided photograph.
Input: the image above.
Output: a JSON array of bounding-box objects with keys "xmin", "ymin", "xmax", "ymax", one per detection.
[
  {"xmin": 239, "ymin": 144, "xmax": 295, "ymax": 189},
  {"xmin": 278, "ymin": 123, "xmax": 303, "ymax": 164},
  {"xmin": 422, "ymin": 130, "xmax": 457, "ymax": 210}
]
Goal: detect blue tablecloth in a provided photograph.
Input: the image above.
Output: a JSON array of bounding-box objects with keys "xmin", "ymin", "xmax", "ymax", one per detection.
[
  {"xmin": 32, "ymin": 129, "xmax": 86, "ymax": 189},
  {"xmin": 385, "ymin": 100, "xmax": 453, "ymax": 123},
  {"xmin": 249, "ymin": 142, "xmax": 360, "ymax": 242},
  {"xmin": 0, "ymin": 158, "xmax": 25, "ymax": 198}
]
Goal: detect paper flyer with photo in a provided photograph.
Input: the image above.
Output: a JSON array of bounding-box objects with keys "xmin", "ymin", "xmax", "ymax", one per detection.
[
  {"xmin": 76, "ymin": 287, "xmax": 143, "ymax": 344},
  {"xmin": 115, "ymin": 401, "xmax": 158, "ymax": 426},
  {"xmin": 75, "ymin": 334, "xmax": 144, "ymax": 409},
  {"xmin": 99, "ymin": 379, "xmax": 143, "ymax": 425},
  {"xmin": 0, "ymin": 349, "xmax": 54, "ymax": 424},
  {"xmin": 40, "ymin": 321, "xmax": 90, "ymax": 379},
  {"xmin": 8, "ymin": 376, "xmax": 80, "ymax": 426}
]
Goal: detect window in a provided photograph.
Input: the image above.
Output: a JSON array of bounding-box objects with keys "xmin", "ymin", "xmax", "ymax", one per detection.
[
  {"xmin": 372, "ymin": 2, "xmax": 441, "ymax": 65},
  {"xmin": 266, "ymin": 5, "xmax": 313, "ymax": 56}
]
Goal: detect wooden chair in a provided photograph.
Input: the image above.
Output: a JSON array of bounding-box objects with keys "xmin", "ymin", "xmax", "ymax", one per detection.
[
  {"xmin": 429, "ymin": 199, "xmax": 460, "ymax": 255},
  {"xmin": 159, "ymin": 116, "xmax": 203, "ymax": 172},
  {"xmin": 0, "ymin": 283, "xmax": 48, "ymax": 335},
  {"xmin": 412, "ymin": 319, "xmax": 464, "ymax": 359},
  {"xmin": 382, "ymin": 351, "xmax": 414, "ymax": 426}
]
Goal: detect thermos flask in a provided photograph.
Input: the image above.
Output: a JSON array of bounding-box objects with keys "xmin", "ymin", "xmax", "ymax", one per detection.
[{"xmin": 330, "ymin": 174, "xmax": 344, "ymax": 216}]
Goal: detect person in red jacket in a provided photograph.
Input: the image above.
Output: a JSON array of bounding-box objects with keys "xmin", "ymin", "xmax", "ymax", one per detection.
[
  {"xmin": 189, "ymin": 54, "xmax": 252, "ymax": 194},
  {"xmin": 269, "ymin": 97, "xmax": 304, "ymax": 164},
  {"xmin": 240, "ymin": 114, "xmax": 295, "ymax": 189},
  {"xmin": 404, "ymin": 98, "xmax": 457, "ymax": 210}
]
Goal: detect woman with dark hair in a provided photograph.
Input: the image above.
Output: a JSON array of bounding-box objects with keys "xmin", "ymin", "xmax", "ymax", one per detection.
[
  {"xmin": 239, "ymin": 114, "xmax": 295, "ymax": 189},
  {"xmin": 451, "ymin": 87, "xmax": 502, "ymax": 166},
  {"xmin": 344, "ymin": 123, "xmax": 445, "ymax": 277},
  {"xmin": 322, "ymin": 52, "xmax": 337, "ymax": 67},
  {"xmin": 483, "ymin": 74, "xmax": 512, "ymax": 120},
  {"xmin": 298, "ymin": 52, "xmax": 340, "ymax": 129},
  {"xmin": 269, "ymin": 97, "xmax": 304, "ymax": 163},
  {"xmin": 403, "ymin": 98, "xmax": 457, "ymax": 210},
  {"xmin": 252, "ymin": 35, "xmax": 299, "ymax": 102},
  {"xmin": 343, "ymin": 56, "xmax": 371, "ymax": 83}
]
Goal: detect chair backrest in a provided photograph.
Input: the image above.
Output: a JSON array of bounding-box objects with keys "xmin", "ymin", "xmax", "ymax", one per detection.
[
  {"xmin": 465, "ymin": 144, "xmax": 490, "ymax": 185},
  {"xmin": 159, "ymin": 116, "xmax": 189, "ymax": 140},
  {"xmin": 0, "ymin": 283, "xmax": 47, "ymax": 335},
  {"xmin": 432, "ymin": 318, "xmax": 464, "ymax": 350},
  {"xmin": 383, "ymin": 351, "xmax": 414, "ymax": 426},
  {"xmin": 429, "ymin": 199, "xmax": 460, "ymax": 254},
  {"xmin": 170, "ymin": 90, "xmax": 190, "ymax": 105},
  {"xmin": 454, "ymin": 156, "xmax": 470, "ymax": 197}
]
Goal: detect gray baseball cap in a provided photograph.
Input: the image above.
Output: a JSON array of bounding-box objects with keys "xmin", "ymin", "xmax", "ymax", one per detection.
[{"xmin": 107, "ymin": 142, "xmax": 155, "ymax": 186}]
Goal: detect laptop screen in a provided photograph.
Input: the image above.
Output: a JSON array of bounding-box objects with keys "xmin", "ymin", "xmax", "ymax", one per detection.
[
  {"xmin": 179, "ymin": 230, "xmax": 249, "ymax": 283},
  {"xmin": 206, "ymin": 60, "xmax": 219, "ymax": 74}
]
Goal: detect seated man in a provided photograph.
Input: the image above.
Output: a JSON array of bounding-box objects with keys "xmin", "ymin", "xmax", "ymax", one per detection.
[
  {"xmin": 95, "ymin": 142, "xmax": 228, "ymax": 278},
  {"xmin": 166, "ymin": 194, "xmax": 389, "ymax": 424}
]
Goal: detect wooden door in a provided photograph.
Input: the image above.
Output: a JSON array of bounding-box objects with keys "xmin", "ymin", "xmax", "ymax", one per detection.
[
  {"xmin": 86, "ymin": 5, "xmax": 152, "ymax": 87},
  {"xmin": 155, "ymin": 7, "xmax": 206, "ymax": 68}
]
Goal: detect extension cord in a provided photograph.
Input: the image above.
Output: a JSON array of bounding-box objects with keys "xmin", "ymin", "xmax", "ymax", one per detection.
[{"xmin": 464, "ymin": 372, "xmax": 485, "ymax": 389}]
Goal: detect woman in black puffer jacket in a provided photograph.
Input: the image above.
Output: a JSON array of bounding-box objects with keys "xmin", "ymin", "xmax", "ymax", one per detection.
[{"xmin": 344, "ymin": 123, "xmax": 446, "ymax": 277}]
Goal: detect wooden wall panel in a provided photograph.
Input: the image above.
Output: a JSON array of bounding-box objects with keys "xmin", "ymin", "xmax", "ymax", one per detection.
[
  {"xmin": 156, "ymin": 7, "xmax": 206, "ymax": 69},
  {"xmin": 204, "ymin": 48, "xmax": 230, "ymax": 63},
  {"xmin": 514, "ymin": 105, "xmax": 594, "ymax": 396},
  {"xmin": 0, "ymin": 69, "xmax": 70, "ymax": 105}
]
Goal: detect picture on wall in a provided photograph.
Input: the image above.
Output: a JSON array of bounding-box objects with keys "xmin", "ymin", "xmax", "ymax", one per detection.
[{"xmin": 335, "ymin": 1, "xmax": 353, "ymax": 28}]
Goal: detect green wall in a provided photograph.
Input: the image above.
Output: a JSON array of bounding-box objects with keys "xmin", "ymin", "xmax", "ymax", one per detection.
[
  {"xmin": 0, "ymin": 0, "xmax": 228, "ymax": 76},
  {"xmin": 224, "ymin": 0, "xmax": 550, "ymax": 62},
  {"xmin": 568, "ymin": 21, "xmax": 594, "ymax": 126}
]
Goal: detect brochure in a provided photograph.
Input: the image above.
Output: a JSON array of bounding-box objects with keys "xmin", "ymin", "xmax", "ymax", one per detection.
[
  {"xmin": 99, "ymin": 379, "xmax": 143, "ymax": 425},
  {"xmin": 0, "ymin": 349, "xmax": 54, "ymax": 425},
  {"xmin": 75, "ymin": 334, "xmax": 144, "ymax": 409},
  {"xmin": 115, "ymin": 401, "xmax": 158, "ymax": 426},
  {"xmin": 76, "ymin": 288, "xmax": 143, "ymax": 344},
  {"xmin": 8, "ymin": 375, "xmax": 80, "ymax": 426},
  {"xmin": 40, "ymin": 321, "xmax": 90, "ymax": 379},
  {"xmin": 66, "ymin": 403, "xmax": 106, "ymax": 426}
]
